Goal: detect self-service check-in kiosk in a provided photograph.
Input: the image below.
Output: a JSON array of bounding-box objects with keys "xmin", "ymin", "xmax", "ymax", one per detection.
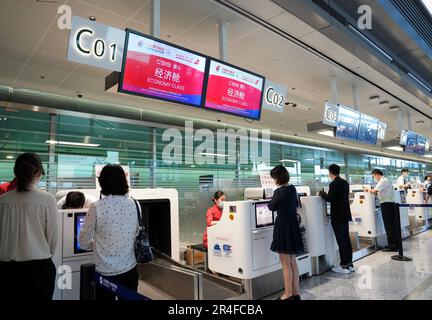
[
  {"xmin": 52, "ymin": 209, "xmax": 93, "ymax": 300},
  {"xmin": 53, "ymin": 188, "xmax": 180, "ymax": 300},
  {"xmin": 394, "ymin": 187, "xmax": 410, "ymax": 239},
  {"xmin": 349, "ymin": 185, "xmax": 385, "ymax": 238},
  {"xmin": 207, "ymin": 198, "xmax": 311, "ymax": 300},
  {"xmin": 297, "ymin": 191, "xmax": 338, "ymax": 275},
  {"xmin": 406, "ymin": 188, "xmax": 430, "ymax": 222},
  {"xmin": 349, "ymin": 185, "xmax": 387, "ymax": 255}
]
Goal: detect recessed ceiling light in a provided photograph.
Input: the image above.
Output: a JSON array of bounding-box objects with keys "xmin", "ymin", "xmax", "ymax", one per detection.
[
  {"xmin": 369, "ymin": 95, "xmax": 380, "ymax": 101},
  {"xmin": 379, "ymin": 100, "xmax": 389, "ymax": 106},
  {"xmin": 89, "ymin": 16, "xmax": 96, "ymax": 21},
  {"xmin": 40, "ymin": 76, "xmax": 46, "ymax": 79},
  {"xmin": 317, "ymin": 130, "xmax": 335, "ymax": 137},
  {"xmin": 45, "ymin": 140, "xmax": 100, "ymax": 147},
  {"xmin": 416, "ymin": 120, "xmax": 425, "ymax": 125},
  {"xmin": 6, "ymin": 156, "xmax": 13, "ymax": 160},
  {"xmin": 386, "ymin": 146, "xmax": 403, "ymax": 152}
]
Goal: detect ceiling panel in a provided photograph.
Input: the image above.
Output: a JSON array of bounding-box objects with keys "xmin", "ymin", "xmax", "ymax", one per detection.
[
  {"xmin": 228, "ymin": 0, "xmax": 285, "ymax": 21},
  {"xmin": 229, "ymin": 28, "xmax": 287, "ymax": 61},
  {"xmin": 267, "ymin": 11, "xmax": 316, "ymax": 38}
]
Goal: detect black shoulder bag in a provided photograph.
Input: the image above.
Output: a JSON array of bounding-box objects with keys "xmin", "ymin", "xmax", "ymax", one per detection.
[{"xmin": 133, "ymin": 199, "xmax": 153, "ymax": 264}]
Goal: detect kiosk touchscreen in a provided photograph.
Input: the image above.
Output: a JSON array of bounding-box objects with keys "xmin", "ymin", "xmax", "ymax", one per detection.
[
  {"xmin": 255, "ymin": 201, "xmax": 274, "ymax": 228},
  {"xmin": 74, "ymin": 212, "xmax": 89, "ymax": 254}
]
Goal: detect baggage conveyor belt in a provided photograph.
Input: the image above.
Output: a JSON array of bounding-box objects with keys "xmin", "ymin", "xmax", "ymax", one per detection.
[{"xmin": 136, "ymin": 249, "xmax": 245, "ymax": 300}]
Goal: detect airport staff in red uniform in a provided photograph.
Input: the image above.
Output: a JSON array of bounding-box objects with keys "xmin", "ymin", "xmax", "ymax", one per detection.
[
  {"xmin": 203, "ymin": 191, "xmax": 225, "ymax": 249},
  {"xmin": 0, "ymin": 178, "xmax": 17, "ymax": 196}
]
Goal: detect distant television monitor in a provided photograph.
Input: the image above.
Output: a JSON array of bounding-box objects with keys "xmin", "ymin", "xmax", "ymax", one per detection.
[
  {"xmin": 415, "ymin": 135, "xmax": 426, "ymax": 156},
  {"xmin": 404, "ymin": 131, "xmax": 417, "ymax": 154},
  {"xmin": 377, "ymin": 121, "xmax": 387, "ymax": 140},
  {"xmin": 119, "ymin": 29, "xmax": 208, "ymax": 108},
  {"xmin": 74, "ymin": 212, "xmax": 90, "ymax": 254},
  {"xmin": 357, "ymin": 114, "xmax": 379, "ymax": 145},
  {"xmin": 204, "ymin": 59, "xmax": 265, "ymax": 120},
  {"xmin": 255, "ymin": 201, "xmax": 274, "ymax": 228},
  {"xmin": 335, "ymin": 106, "xmax": 361, "ymax": 141}
]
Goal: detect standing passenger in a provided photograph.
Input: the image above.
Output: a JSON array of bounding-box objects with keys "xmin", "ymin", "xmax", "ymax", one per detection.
[
  {"xmin": 79, "ymin": 165, "xmax": 140, "ymax": 300},
  {"xmin": 0, "ymin": 153, "xmax": 58, "ymax": 300},
  {"xmin": 268, "ymin": 165, "xmax": 304, "ymax": 301},
  {"xmin": 366, "ymin": 169, "xmax": 398, "ymax": 252},
  {"xmin": 319, "ymin": 164, "xmax": 354, "ymax": 274}
]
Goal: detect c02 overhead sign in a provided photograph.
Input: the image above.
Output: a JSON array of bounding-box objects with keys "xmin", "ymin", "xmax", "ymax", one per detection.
[{"xmin": 67, "ymin": 16, "xmax": 125, "ymax": 72}]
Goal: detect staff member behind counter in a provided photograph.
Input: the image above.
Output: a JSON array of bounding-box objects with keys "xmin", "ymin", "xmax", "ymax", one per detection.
[
  {"xmin": 57, "ymin": 191, "xmax": 97, "ymax": 209},
  {"xmin": 319, "ymin": 164, "xmax": 354, "ymax": 274},
  {"xmin": 268, "ymin": 165, "xmax": 303, "ymax": 301},
  {"xmin": 396, "ymin": 168, "xmax": 411, "ymax": 190},
  {"xmin": 203, "ymin": 191, "xmax": 225, "ymax": 249},
  {"xmin": 365, "ymin": 169, "xmax": 398, "ymax": 252}
]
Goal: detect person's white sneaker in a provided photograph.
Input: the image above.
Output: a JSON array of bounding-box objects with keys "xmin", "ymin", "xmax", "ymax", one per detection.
[
  {"xmin": 331, "ymin": 266, "xmax": 351, "ymax": 274},
  {"xmin": 348, "ymin": 266, "xmax": 355, "ymax": 273}
]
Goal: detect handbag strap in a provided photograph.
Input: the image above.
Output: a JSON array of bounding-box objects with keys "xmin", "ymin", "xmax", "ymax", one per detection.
[{"xmin": 132, "ymin": 199, "xmax": 144, "ymax": 228}]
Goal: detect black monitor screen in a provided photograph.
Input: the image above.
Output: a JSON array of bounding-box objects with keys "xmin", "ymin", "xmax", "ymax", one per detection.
[
  {"xmin": 74, "ymin": 212, "xmax": 91, "ymax": 254},
  {"xmin": 138, "ymin": 199, "xmax": 171, "ymax": 257},
  {"xmin": 255, "ymin": 201, "xmax": 274, "ymax": 228}
]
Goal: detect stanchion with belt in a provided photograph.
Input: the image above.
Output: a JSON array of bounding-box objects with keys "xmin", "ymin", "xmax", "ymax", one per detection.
[
  {"xmin": 80, "ymin": 264, "xmax": 150, "ymax": 300},
  {"xmin": 391, "ymin": 203, "xmax": 412, "ymax": 262}
]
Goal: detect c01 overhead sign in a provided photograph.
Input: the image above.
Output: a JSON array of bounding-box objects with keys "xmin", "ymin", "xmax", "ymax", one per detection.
[{"xmin": 67, "ymin": 16, "xmax": 125, "ymax": 72}]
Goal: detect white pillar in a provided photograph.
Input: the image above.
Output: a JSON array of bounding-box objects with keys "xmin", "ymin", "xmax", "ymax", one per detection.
[
  {"xmin": 150, "ymin": 0, "xmax": 161, "ymax": 38},
  {"xmin": 218, "ymin": 21, "xmax": 229, "ymax": 62}
]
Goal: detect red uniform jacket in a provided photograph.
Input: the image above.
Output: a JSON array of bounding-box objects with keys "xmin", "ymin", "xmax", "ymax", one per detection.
[{"xmin": 203, "ymin": 204, "xmax": 223, "ymax": 249}]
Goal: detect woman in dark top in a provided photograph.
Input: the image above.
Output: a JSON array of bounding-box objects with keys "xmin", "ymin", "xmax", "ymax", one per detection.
[{"xmin": 268, "ymin": 165, "xmax": 304, "ymax": 301}]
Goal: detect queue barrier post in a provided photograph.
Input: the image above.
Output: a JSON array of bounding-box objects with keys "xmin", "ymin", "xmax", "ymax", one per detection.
[
  {"xmin": 391, "ymin": 203, "xmax": 412, "ymax": 262},
  {"xmin": 80, "ymin": 263, "xmax": 96, "ymax": 300}
]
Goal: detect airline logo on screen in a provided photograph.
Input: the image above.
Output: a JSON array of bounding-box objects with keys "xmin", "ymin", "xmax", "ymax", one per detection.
[
  {"xmin": 127, "ymin": 34, "xmax": 206, "ymax": 71},
  {"xmin": 212, "ymin": 63, "xmax": 263, "ymax": 89}
]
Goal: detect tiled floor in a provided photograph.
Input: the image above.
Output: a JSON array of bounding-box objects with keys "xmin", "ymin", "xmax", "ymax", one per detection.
[{"xmin": 270, "ymin": 230, "xmax": 432, "ymax": 300}]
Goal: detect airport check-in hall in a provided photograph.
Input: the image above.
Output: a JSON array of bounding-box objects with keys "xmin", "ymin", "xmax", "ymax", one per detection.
[{"xmin": 1, "ymin": 0, "xmax": 432, "ymax": 304}]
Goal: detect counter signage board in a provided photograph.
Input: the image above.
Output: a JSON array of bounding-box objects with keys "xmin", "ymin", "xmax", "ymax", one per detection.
[
  {"xmin": 67, "ymin": 16, "xmax": 125, "ymax": 72},
  {"xmin": 204, "ymin": 59, "xmax": 265, "ymax": 120},
  {"xmin": 119, "ymin": 30, "xmax": 208, "ymax": 107},
  {"xmin": 322, "ymin": 102, "xmax": 339, "ymax": 126},
  {"xmin": 262, "ymin": 80, "xmax": 287, "ymax": 113}
]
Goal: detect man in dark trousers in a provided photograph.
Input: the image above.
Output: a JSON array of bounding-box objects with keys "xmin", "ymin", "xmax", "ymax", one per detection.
[{"xmin": 319, "ymin": 164, "xmax": 354, "ymax": 274}]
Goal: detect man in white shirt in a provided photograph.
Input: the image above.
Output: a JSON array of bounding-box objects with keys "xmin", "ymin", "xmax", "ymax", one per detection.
[
  {"xmin": 366, "ymin": 169, "xmax": 398, "ymax": 252},
  {"xmin": 396, "ymin": 168, "xmax": 411, "ymax": 190}
]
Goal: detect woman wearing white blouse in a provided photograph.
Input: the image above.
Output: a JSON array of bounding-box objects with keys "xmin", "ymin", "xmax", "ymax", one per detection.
[
  {"xmin": 0, "ymin": 153, "xmax": 58, "ymax": 300},
  {"xmin": 79, "ymin": 164, "xmax": 140, "ymax": 300}
]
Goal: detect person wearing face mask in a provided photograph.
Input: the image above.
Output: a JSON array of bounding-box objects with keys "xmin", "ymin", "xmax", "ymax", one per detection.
[
  {"xmin": 366, "ymin": 169, "xmax": 398, "ymax": 252},
  {"xmin": 396, "ymin": 168, "xmax": 411, "ymax": 190},
  {"xmin": 203, "ymin": 191, "xmax": 225, "ymax": 249},
  {"xmin": 0, "ymin": 153, "xmax": 59, "ymax": 300}
]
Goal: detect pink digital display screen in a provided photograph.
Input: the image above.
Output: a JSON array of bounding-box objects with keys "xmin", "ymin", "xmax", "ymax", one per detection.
[
  {"xmin": 204, "ymin": 60, "xmax": 265, "ymax": 120},
  {"xmin": 119, "ymin": 30, "xmax": 207, "ymax": 107}
]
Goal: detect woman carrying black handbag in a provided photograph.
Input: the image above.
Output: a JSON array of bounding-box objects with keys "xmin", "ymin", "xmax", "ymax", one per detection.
[{"xmin": 79, "ymin": 165, "xmax": 141, "ymax": 301}]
